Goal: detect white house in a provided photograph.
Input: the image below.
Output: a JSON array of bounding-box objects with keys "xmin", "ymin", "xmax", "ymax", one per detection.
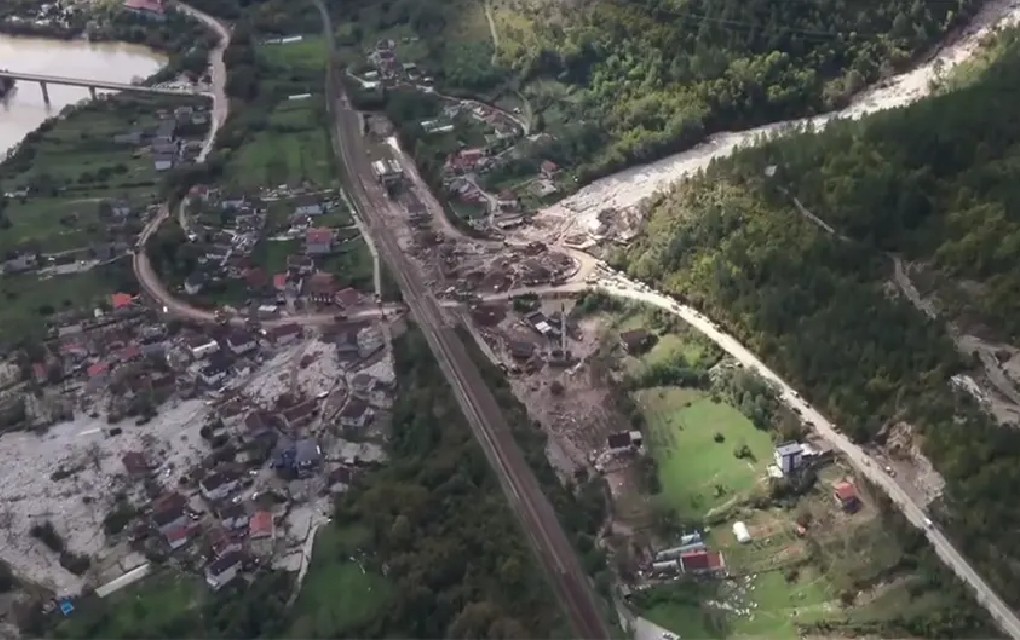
[
  {"xmin": 205, "ymin": 552, "xmax": 242, "ymax": 590},
  {"xmin": 774, "ymin": 442, "xmax": 804, "ymax": 475},
  {"xmin": 199, "ymin": 361, "xmax": 228, "ymax": 387},
  {"xmin": 732, "ymin": 521, "xmax": 751, "ymax": 544},
  {"xmin": 189, "ymin": 338, "xmax": 219, "ymax": 360}
]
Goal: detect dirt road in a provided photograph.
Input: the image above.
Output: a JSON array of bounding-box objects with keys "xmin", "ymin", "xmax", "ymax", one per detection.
[{"xmin": 175, "ymin": 2, "xmax": 230, "ymax": 162}]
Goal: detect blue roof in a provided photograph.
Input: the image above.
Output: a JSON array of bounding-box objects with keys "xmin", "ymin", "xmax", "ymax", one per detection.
[{"xmin": 776, "ymin": 442, "xmax": 803, "ymax": 456}]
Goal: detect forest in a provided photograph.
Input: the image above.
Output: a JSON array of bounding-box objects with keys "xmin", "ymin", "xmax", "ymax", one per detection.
[
  {"xmin": 491, "ymin": 0, "xmax": 986, "ymax": 180},
  {"xmin": 618, "ymin": 32, "xmax": 1020, "ymax": 609}
]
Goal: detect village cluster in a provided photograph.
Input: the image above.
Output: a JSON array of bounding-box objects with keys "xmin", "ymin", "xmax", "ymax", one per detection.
[
  {"xmin": 0, "ymin": 288, "xmax": 397, "ymax": 599},
  {"xmin": 177, "ymin": 183, "xmax": 376, "ymax": 316}
]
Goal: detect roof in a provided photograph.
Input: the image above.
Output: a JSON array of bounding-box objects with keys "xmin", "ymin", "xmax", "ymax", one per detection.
[
  {"xmin": 607, "ymin": 432, "xmax": 631, "ymax": 449},
  {"xmin": 245, "ymin": 267, "xmax": 269, "ymax": 289},
  {"xmin": 295, "ymin": 438, "xmax": 321, "ymax": 463},
  {"xmin": 117, "ymin": 344, "xmax": 142, "ymax": 362},
  {"xmin": 110, "ymin": 293, "xmax": 134, "ymax": 310},
  {"xmin": 153, "ymin": 492, "xmax": 187, "ymax": 513},
  {"xmin": 249, "ymin": 511, "xmax": 274, "ymax": 538},
  {"xmin": 498, "ymin": 189, "xmax": 517, "ymax": 200},
  {"xmin": 32, "ymin": 362, "xmax": 46, "ymax": 380},
  {"xmin": 226, "ymin": 330, "xmax": 253, "ymax": 347},
  {"xmin": 273, "ymin": 274, "xmax": 288, "ymax": 290},
  {"xmin": 122, "ymin": 451, "xmax": 150, "ymax": 474},
  {"xmin": 124, "ymin": 0, "xmax": 165, "ymax": 13},
  {"xmin": 334, "ymin": 287, "xmax": 362, "ymax": 308},
  {"xmin": 207, "ymin": 551, "xmax": 243, "ymax": 576},
  {"xmin": 201, "ymin": 471, "xmax": 237, "ymax": 492},
  {"xmin": 680, "ymin": 550, "xmax": 724, "ymax": 572},
  {"xmin": 620, "ymin": 329, "xmax": 649, "ymax": 349},
  {"xmin": 267, "ymin": 323, "xmax": 302, "ymax": 340},
  {"xmin": 776, "ymin": 442, "xmax": 804, "ymax": 456},
  {"xmin": 834, "ymin": 482, "xmax": 858, "ymax": 501},
  {"xmin": 541, "ymin": 159, "xmax": 558, "ymax": 172},
  {"xmin": 87, "ymin": 362, "xmax": 110, "ymax": 378},
  {"xmin": 339, "ymin": 398, "xmax": 369, "ymax": 418},
  {"xmin": 329, "ymin": 466, "xmax": 352, "ymax": 485},
  {"xmin": 307, "ymin": 272, "xmax": 337, "ymax": 295},
  {"xmin": 164, "ymin": 524, "xmax": 192, "ymax": 544},
  {"xmin": 306, "ymin": 227, "xmax": 333, "ymax": 244}
]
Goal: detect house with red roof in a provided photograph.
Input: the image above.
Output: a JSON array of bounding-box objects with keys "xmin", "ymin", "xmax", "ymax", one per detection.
[
  {"xmin": 679, "ymin": 550, "xmax": 726, "ymax": 576},
  {"xmin": 833, "ymin": 481, "xmax": 861, "ymax": 512},
  {"xmin": 110, "ymin": 293, "xmax": 134, "ymax": 311},
  {"xmin": 540, "ymin": 160, "xmax": 559, "ymax": 179},
  {"xmin": 249, "ymin": 511, "xmax": 274, "ymax": 557},
  {"xmin": 305, "ymin": 228, "xmax": 334, "ymax": 255}
]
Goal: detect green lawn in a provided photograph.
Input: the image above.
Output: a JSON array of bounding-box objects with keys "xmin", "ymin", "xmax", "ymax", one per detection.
[
  {"xmin": 0, "ymin": 268, "xmax": 123, "ymax": 342},
  {"xmin": 319, "ymin": 237, "xmax": 375, "ymax": 291},
  {"xmin": 636, "ymin": 387, "xmax": 773, "ymax": 520},
  {"xmin": 257, "ymin": 238, "xmax": 301, "ymax": 275},
  {"xmin": 52, "ymin": 571, "xmax": 203, "ymax": 638},
  {"xmin": 260, "ymin": 36, "xmax": 328, "ymax": 74},
  {"xmin": 288, "ymin": 525, "xmax": 393, "ymax": 637}
]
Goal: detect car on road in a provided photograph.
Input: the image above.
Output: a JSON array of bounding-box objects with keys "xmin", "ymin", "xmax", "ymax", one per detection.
[{"xmin": 923, "ymin": 517, "xmax": 934, "ymax": 529}]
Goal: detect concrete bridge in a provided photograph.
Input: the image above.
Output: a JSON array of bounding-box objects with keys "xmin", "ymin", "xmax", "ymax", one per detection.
[{"xmin": 0, "ymin": 70, "xmax": 209, "ymax": 104}]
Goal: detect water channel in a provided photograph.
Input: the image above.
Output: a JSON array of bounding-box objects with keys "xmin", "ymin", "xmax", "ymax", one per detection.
[{"xmin": 0, "ymin": 35, "xmax": 166, "ymax": 157}]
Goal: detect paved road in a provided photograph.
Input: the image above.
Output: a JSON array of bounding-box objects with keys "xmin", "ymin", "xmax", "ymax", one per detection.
[
  {"xmin": 315, "ymin": 2, "xmax": 610, "ymax": 637},
  {"xmin": 470, "ymin": 271, "xmax": 1020, "ymax": 638}
]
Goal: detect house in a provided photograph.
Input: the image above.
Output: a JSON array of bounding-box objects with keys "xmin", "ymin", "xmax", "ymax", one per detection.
[
  {"xmin": 266, "ymin": 323, "xmax": 302, "ymax": 346},
  {"xmin": 328, "ymin": 466, "xmax": 353, "ymax": 494},
  {"xmin": 122, "ymin": 451, "xmax": 151, "ymax": 478},
  {"xmin": 540, "ymin": 160, "xmax": 559, "ymax": 179},
  {"xmin": 208, "ymin": 526, "xmax": 243, "ymax": 557},
  {"xmin": 293, "ymin": 195, "xmax": 323, "ymax": 216},
  {"xmin": 153, "ymin": 153, "xmax": 176, "ymax": 172},
  {"xmin": 188, "ymin": 336, "xmax": 220, "ymax": 360},
  {"xmin": 110, "ymin": 292, "xmax": 134, "ymax": 311},
  {"xmin": 286, "ymin": 254, "xmax": 315, "ymax": 276},
  {"xmin": 164, "ymin": 524, "xmax": 194, "ymax": 550},
  {"xmin": 305, "ymin": 228, "xmax": 334, "ymax": 255},
  {"xmin": 113, "ymin": 130, "xmax": 143, "ymax": 145},
  {"xmin": 679, "ymin": 550, "xmax": 726, "ymax": 576},
  {"xmin": 281, "ymin": 399, "xmax": 317, "ymax": 433},
  {"xmin": 199, "ymin": 360, "xmax": 229, "ymax": 387},
  {"xmin": 331, "ymin": 287, "xmax": 360, "ymax": 309},
  {"xmin": 350, "ymin": 372, "xmax": 375, "ymax": 397},
  {"xmin": 152, "ymin": 493, "xmax": 188, "ymax": 535},
  {"xmin": 123, "ymin": 0, "xmax": 166, "ymax": 20},
  {"xmin": 87, "ymin": 362, "xmax": 110, "ymax": 389},
  {"xmin": 184, "ymin": 273, "xmax": 204, "ymax": 295},
  {"xmin": 620, "ymin": 329, "xmax": 652, "ymax": 355},
  {"xmin": 2, "ymin": 252, "xmax": 37, "ymax": 274},
  {"xmin": 109, "ymin": 200, "xmax": 132, "ymax": 218},
  {"xmin": 220, "ymin": 194, "xmax": 247, "ymax": 211},
  {"xmin": 496, "ymin": 190, "xmax": 519, "ymax": 211},
  {"xmin": 306, "ymin": 272, "xmax": 338, "ymax": 304},
  {"xmin": 205, "ymin": 551, "xmax": 243, "ymax": 590},
  {"xmin": 225, "ymin": 330, "xmax": 256, "ymax": 356},
  {"xmin": 154, "ymin": 120, "xmax": 176, "ymax": 143},
  {"xmin": 339, "ymin": 398, "xmax": 373, "ymax": 429},
  {"xmin": 294, "ymin": 438, "xmax": 322, "ymax": 474},
  {"xmin": 200, "ymin": 471, "xmax": 240, "ymax": 502},
  {"xmin": 507, "ymin": 340, "xmax": 534, "ymax": 361},
  {"xmin": 218, "ymin": 503, "xmax": 248, "ymax": 531},
  {"xmin": 833, "ymin": 481, "xmax": 861, "ymax": 512},
  {"xmin": 335, "ymin": 329, "xmax": 360, "ymax": 360},
  {"xmin": 607, "ymin": 431, "xmax": 636, "ymax": 455},
  {"xmin": 249, "ymin": 511, "xmax": 274, "ymax": 555},
  {"xmin": 245, "ymin": 267, "xmax": 269, "ymax": 291},
  {"xmin": 774, "ymin": 442, "xmax": 805, "ymax": 475}
]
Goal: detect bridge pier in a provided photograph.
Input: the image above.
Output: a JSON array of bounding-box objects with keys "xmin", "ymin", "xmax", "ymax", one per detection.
[
  {"xmin": 39, "ymin": 80, "xmax": 49, "ymax": 104},
  {"xmin": 88, "ymin": 86, "xmax": 97, "ymax": 100}
]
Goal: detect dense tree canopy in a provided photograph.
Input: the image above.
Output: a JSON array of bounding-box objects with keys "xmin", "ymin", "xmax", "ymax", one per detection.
[{"xmin": 618, "ymin": 32, "xmax": 1020, "ymax": 607}]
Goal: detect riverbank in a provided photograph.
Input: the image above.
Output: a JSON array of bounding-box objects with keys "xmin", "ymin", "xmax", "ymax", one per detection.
[{"xmin": 533, "ymin": 0, "xmax": 1020, "ymax": 243}]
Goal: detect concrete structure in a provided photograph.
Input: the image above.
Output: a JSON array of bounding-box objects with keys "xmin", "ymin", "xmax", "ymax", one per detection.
[
  {"xmin": 774, "ymin": 442, "xmax": 804, "ymax": 475},
  {"xmin": 0, "ymin": 70, "xmax": 205, "ymax": 105},
  {"xmin": 732, "ymin": 521, "xmax": 751, "ymax": 543}
]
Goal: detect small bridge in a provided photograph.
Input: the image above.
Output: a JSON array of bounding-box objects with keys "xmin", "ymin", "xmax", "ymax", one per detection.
[{"xmin": 0, "ymin": 70, "xmax": 209, "ymax": 103}]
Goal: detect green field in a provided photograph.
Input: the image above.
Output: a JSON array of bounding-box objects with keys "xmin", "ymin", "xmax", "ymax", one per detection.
[
  {"xmin": 636, "ymin": 387, "xmax": 773, "ymax": 520},
  {"xmin": 288, "ymin": 525, "xmax": 393, "ymax": 637},
  {"xmin": 260, "ymin": 36, "xmax": 328, "ymax": 73},
  {"xmin": 320, "ymin": 237, "xmax": 376, "ymax": 291},
  {"xmin": 0, "ymin": 267, "xmax": 128, "ymax": 343},
  {"xmin": 52, "ymin": 571, "xmax": 203, "ymax": 638},
  {"xmin": 224, "ymin": 100, "xmax": 334, "ymax": 188}
]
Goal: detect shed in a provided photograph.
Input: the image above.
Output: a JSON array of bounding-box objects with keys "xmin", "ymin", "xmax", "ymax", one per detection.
[{"xmin": 732, "ymin": 521, "xmax": 751, "ymax": 543}]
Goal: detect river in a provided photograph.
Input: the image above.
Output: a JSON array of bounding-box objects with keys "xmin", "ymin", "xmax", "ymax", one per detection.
[
  {"xmin": 536, "ymin": 0, "xmax": 1020, "ymax": 238},
  {"xmin": 0, "ymin": 35, "xmax": 166, "ymax": 157}
]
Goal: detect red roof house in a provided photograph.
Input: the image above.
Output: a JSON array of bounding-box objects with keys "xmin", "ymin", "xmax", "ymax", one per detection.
[
  {"xmin": 680, "ymin": 550, "xmax": 726, "ymax": 575},
  {"xmin": 249, "ymin": 511, "xmax": 274, "ymax": 540},
  {"xmin": 110, "ymin": 293, "xmax": 134, "ymax": 310},
  {"xmin": 87, "ymin": 362, "xmax": 110, "ymax": 378},
  {"xmin": 834, "ymin": 481, "xmax": 861, "ymax": 512}
]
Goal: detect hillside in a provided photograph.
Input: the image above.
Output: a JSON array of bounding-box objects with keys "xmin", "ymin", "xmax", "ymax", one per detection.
[{"xmin": 617, "ymin": 31, "xmax": 1020, "ymax": 610}]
